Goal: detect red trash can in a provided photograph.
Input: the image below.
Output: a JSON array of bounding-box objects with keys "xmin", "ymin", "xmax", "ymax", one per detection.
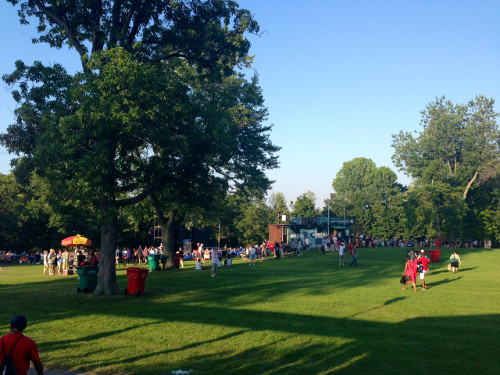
[
  {"xmin": 428, "ymin": 249, "xmax": 441, "ymax": 263},
  {"xmin": 125, "ymin": 267, "xmax": 149, "ymax": 296}
]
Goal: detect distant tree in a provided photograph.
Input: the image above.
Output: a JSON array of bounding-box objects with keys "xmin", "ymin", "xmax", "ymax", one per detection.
[
  {"xmin": 0, "ymin": 172, "xmax": 87, "ymax": 251},
  {"xmin": 268, "ymin": 192, "xmax": 290, "ymax": 222},
  {"xmin": 0, "ymin": 173, "xmax": 23, "ymax": 250},
  {"xmin": 323, "ymin": 193, "xmax": 345, "ymax": 217},
  {"xmin": 292, "ymin": 191, "xmax": 318, "ymax": 218},
  {"xmin": 462, "ymin": 174, "xmax": 500, "ymax": 244},
  {"xmin": 235, "ymin": 197, "xmax": 272, "ymax": 245},
  {"xmin": 393, "ymin": 96, "xmax": 499, "ymax": 199},
  {"xmin": 332, "ymin": 158, "xmax": 402, "ymax": 234}
]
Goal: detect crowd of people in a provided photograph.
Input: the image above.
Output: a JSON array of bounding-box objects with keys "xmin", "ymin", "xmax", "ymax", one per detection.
[
  {"xmin": 0, "ymin": 234, "xmax": 472, "ymax": 286},
  {"xmin": 400, "ymin": 249, "xmax": 430, "ymax": 292},
  {"xmin": 400, "ymin": 248, "xmax": 464, "ymax": 292},
  {"xmin": 366, "ymin": 236, "xmax": 491, "ymax": 249},
  {"xmin": 0, "ymin": 247, "xmax": 97, "ymax": 272},
  {"xmin": 114, "ymin": 245, "xmax": 164, "ymax": 267}
]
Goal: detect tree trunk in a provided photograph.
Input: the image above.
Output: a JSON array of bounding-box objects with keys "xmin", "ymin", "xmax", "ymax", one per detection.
[
  {"xmin": 435, "ymin": 210, "xmax": 442, "ymax": 239},
  {"xmin": 463, "ymin": 171, "xmax": 478, "ymax": 200},
  {"xmin": 94, "ymin": 206, "xmax": 120, "ymax": 296},
  {"xmin": 161, "ymin": 211, "xmax": 177, "ymax": 270}
]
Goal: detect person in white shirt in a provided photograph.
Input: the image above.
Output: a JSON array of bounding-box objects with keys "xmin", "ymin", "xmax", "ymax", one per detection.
[
  {"xmin": 339, "ymin": 243, "xmax": 345, "ymax": 266},
  {"xmin": 210, "ymin": 249, "xmax": 218, "ymax": 277},
  {"xmin": 195, "ymin": 259, "xmax": 204, "ymax": 270},
  {"xmin": 249, "ymin": 245, "xmax": 257, "ymax": 266}
]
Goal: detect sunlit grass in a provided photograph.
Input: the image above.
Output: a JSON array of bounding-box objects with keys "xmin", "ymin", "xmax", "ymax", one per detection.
[{"xmin": 1, "ymin": 246, "xmax": 499, "ymax": 374}]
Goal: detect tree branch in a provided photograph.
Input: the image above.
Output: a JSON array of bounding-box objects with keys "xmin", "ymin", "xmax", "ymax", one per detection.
[
  {"xmin": 115, "ymin": 153, "xmax": 206, "ymax": 208},
  {"xmin": 463, "ymin": 171, "xmax": 478, "ymax": 200},
  {"xmin": 446, "ymin": 159, "xmax": 454, "ymax": 177},
  {"xmin": 109, "ymin": 0, "xmax": 123, "ymax": 47},
  {"xmin": 126, "ymin": 0, "xmax": 147, "ymax": 48},
  {"xmin": 34, "ymin": 0, "xmax": 88, "ymax": 62},
  {"xmin": 91, "ymin": 0, "xmax": 103, "ymax": 53}
]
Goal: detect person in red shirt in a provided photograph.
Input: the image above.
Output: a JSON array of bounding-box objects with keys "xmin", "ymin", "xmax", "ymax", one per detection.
[
  {"xmin": 417, "ymin": 250, "xmax": 430, "ymax": 290},
  {"xmin": 0, "ymin": 315, "xmax": 43, "ymax": 375},
  {"xmin": 401, "ymin": 255, "xmax": 417, "ymax": 292}
]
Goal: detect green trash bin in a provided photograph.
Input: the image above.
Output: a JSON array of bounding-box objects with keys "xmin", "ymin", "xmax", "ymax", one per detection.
[
  {"xmin": 77, "ymin": 265, "xmax": 98, "ymax": 293},
  {"xmin": 147, "ymin": 254, "xmax": 161, "ymax": 271}
]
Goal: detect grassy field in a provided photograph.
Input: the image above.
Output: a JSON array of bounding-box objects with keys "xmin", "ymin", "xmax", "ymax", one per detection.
[{"xmin": 1, "ymin": 246, "xmax": 499, "ymax": 375}]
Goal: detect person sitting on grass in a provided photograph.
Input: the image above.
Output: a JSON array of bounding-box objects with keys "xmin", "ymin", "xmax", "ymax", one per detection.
[{"xmin": 194, "ymin": 258, "xmax": 205, "ymax": 270}]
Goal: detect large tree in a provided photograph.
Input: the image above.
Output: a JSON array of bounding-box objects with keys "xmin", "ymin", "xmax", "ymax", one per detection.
[
  {"xmin": 1, "ymin": 0, "xmax": 278, "ymax": 295},
  {"xmin": 392, "ymin": 95, "xmax": 499, "ymax": 237},
  {"xmin": 392, "ymin": 96, "xmax": 499, "ymax": 199}
]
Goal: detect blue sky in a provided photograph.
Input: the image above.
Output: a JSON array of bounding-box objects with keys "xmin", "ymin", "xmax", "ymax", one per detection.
[{"xmin": 1, "ymin": 0, "xmax": 499, "ymax": 208}]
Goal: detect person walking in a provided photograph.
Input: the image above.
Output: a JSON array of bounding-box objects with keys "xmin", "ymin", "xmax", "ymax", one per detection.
[
  {"xmin": 178, "ymin": 247, "xmax": 184, "ymax": 269},
  {"xmin": 417, "ymin": 250, "xmax": 429, "ymax": 289},
  {"xmin": 62, "ymin": 248, "xmax": 69, "ymax": 271},
  {"xmin": 249, "ymin": 245, "xmax": 257, "ymax": 266},
  {"xmin": 274, "ymin": 242, "xmax": 281, "ymax": 260},
  {"xmin": 449, "ymin": 250, "xmax": 462, "ymax": 273},
  {"xmin": 0, "ymin": 315, "xmax": 43, "ymax": 375},
  {"xmin": 401, "ymin": 255, "xmax": 417, "ymax": 292},
  {"xmin": 56, "ymin": 249, "xmax": 63, "ymax": 274},
  {"xmin": 47, "ymin": 249, "xmax": 57, "ymax": 276},
  {"xmin": 349, "ymin": 244, "xmax": 358, "ymax": 267},
  {"xmin": 408, "ymin": 248, "xmax": 416, "ymax": 262},
  {"xmin": 42, "ymin": 250, "xmax": 49, "ymax": 275},
  {"xmin": 210, "ymin": 248, "xmax": 218, "ymax": 277},
  {"xmin": 338, "ymin": 242, "xmax": 345, "ymax": 266}
]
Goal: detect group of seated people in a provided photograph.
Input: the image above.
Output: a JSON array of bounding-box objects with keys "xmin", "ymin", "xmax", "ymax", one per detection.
[
  {"xmin": 182, "ymin": 248, "xmax": 241, "ymax": 261},
  {"xmin": 193, "ymin": 248, "xmax": 234, "ymax": 270},
  {"xmin": 0, "ymin": 251, "xmax": 41, "ymax": 264}
]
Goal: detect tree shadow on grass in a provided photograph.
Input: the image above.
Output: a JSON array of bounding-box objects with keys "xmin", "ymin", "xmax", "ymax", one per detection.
[
  {"xmin": 427, "ymin": 276, "xmax": 462, "ymax": 288},
  {"xmin": 29, "ymin": 290, "xmax": 499, "ymax": 375},
  {"xmin": 37, "ymin": 322, "xmax": 160, "ymax": 352},
  {"xmin": 112, "ymin": 304, "xmax": 500, "ymax": 375},
  {"xmin": 429, "ymin": 266, "xmax": 477, "ymax": 277},
  {"xmin": 4, "ymin": 251, "xmax": 500, "ymax": 374},
  {"xmin": 48, "ymin": 329, "xmax": 252, "ymax": 374}
]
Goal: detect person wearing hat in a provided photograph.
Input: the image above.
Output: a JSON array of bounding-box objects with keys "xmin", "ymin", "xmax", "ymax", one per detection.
[{"xmin": 0, "ymin": 315, "xmax": 43, "ymax": 375}]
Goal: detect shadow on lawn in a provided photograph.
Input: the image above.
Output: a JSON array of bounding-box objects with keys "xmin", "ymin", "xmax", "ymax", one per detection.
[
  {"xmin": 80, "ymin": 305, "xmax": 499, "ymax": 375},
  {"xmin": 429, "ymin": 266, "xmax": 477, "ymax": 277},
  {"xmin": 30, "ymin": 288, "xmax": 498, "ymax": 374},
  {"xmin": 2, "ymin": 253, "xmax": 499, "ymax": 375}
]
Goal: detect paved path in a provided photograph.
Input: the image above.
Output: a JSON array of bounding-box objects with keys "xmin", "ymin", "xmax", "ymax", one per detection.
[{"xmin": 28, "ymin": 368, "xmax": 94, "ymax": 375}]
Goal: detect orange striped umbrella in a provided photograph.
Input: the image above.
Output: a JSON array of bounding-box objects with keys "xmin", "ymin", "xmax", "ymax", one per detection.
[{"xmin": 61, "ymin": 235, "xmax": 92, "ymax": 246}]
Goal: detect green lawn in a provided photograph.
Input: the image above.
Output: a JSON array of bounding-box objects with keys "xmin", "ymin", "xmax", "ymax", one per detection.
[{"xmin": 1, "ymin": 247, "xmax": 499, "ymax": 375}]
